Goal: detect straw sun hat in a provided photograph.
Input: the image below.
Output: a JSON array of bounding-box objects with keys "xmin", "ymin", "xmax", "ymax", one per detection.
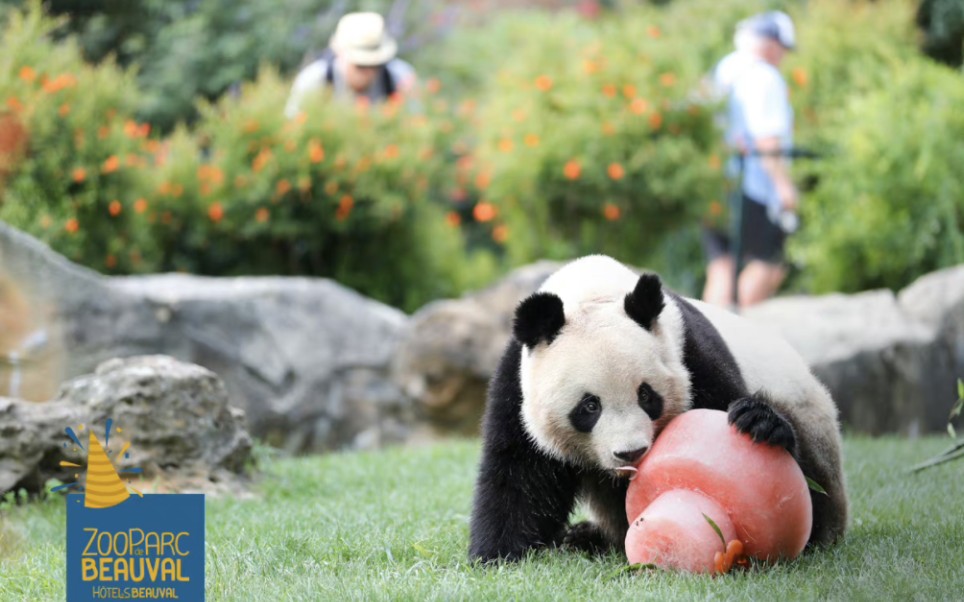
[{"xmin": 330, "ymin": 12, "xmax": 398, "ymax": 67}]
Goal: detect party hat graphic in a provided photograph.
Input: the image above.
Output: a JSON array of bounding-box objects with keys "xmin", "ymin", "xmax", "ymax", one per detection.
[{"xmin": 83, "ymin": 431, "xmax": 130, "ymax": 509}]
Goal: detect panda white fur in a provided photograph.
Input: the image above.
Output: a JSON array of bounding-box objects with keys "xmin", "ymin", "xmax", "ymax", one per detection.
[{"xmin": 468, "ymin": 255, "xmax": 848, "ymax": 562}]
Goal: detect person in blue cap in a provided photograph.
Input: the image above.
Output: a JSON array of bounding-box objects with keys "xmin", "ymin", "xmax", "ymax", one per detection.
[{"xmin": 701, "ymin": 11, "xmax": 799, "ymax": 309}]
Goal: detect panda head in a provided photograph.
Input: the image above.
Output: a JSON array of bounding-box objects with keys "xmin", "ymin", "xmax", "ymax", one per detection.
[{"xmin": 515, "ymin": 273, "xmax": 689, "ymax": 473}]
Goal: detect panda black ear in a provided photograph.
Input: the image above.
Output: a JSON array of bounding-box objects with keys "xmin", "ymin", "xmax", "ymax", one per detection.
[
  {"xmin": 513, "ymin": 292, "xmax": 565, "ymax": 348},
  {"xmin": 624, "ymin": 273, "xmax": 664, "ymax": 331}
]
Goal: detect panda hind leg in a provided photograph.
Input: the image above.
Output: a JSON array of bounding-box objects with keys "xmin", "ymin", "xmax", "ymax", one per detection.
[{"xmin": 727, "ymin": 393, "xmax": 798, "ymax": 455}]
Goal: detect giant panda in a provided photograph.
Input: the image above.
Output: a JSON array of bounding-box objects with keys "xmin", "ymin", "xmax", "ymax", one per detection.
[{"xmin": 468, "ymin": 255, "xmax": 848, "ymax": 562}]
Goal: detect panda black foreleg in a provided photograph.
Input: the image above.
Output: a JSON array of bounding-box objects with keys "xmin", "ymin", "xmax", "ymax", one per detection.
[
  {"xmin": 468, "ymin": 440, "xmax": 579, "ymax": 562},
  {"xmin": 727, "ymin": 393, "xmax": 798, "ymax": 455}
]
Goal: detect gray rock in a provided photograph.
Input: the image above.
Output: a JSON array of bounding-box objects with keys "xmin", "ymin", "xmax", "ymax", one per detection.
[
  {"xmin": 0, "ymin": 355, "xmax": 250, "ymax": 495},
  {"xmin": 391, "ymin": 261, "xmax": 559, "ymax": 434},
  {"xmin": 0, "ymin": 222, "xmax": 418, "ymax": 452},
  {"xmin": 742, "ymin": 291, "xmax": 947, "ymax": 435}
]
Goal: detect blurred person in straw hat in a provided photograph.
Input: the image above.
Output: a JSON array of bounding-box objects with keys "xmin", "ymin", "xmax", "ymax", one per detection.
[
  {"xmin": 285, "ymin": 11, "xmax": 416, "ymax": 118},
  {"xmin": 701, "ymin": 10, "xmax": 799, "ymax": 310}
]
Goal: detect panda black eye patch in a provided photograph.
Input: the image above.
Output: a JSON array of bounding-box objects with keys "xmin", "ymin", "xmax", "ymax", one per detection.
[
  {"xmin": 637, "ymin": 383, "xmax": 663, "ymax": 421},
  {"xmin": 569, "ymin": 393, "xmax": 602, "ymax": 433}
]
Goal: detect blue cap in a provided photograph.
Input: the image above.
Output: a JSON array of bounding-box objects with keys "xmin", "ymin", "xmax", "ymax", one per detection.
[{"xmin": 738, "ymin": 11, "xmax": 796, "ymax": 50}]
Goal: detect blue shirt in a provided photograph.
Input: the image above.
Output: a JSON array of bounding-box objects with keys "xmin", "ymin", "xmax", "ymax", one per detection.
[{"xmin": 712, "ymin": 52, "xmax": 793, "ymax": 209}]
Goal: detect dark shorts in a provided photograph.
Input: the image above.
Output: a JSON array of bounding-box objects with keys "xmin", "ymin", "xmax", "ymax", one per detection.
[{"xmin": 702, "ymin": 195, "xmax": 786, "ymax": 265}]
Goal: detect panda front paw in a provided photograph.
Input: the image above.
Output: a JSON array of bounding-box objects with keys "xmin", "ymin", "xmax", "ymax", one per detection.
[
  {"xmin": 560, "ymin": 521, "xmax": 615, "ymax": 556},
  {"xmin": 728, "ymin": 395, "xmax": 797, "ymax": 454}
]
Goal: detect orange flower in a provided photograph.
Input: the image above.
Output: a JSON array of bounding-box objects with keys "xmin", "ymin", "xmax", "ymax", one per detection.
[
  {"xmin": 649, "ymin": 112, "xmax": 663, "ymax": 130},
  {"xmin": 473, "ymin": 201, "xmax": 497, "ymax": 223},
  {"xmin": 659, "ymin": 72, "xmax": 677, "ymax": 87},
  {"xmin": 475, "ymin": 170, "xmax": 492, "ymax": 191},
  {"xmin": 603, "ymin": 203, "xmax": 621, "ymax": 221},
  {"xmin": 336, "ymin": 195, "xmax": 354, "ymax": 221},
  {"xmin": 622, "ymin": 84, "xmax": 637, "ymax": 99},
  {"xmin": 108, "ymin": 200, "xmax": 122, "ymax": 217},
  {"xmin": 512, "ymin": 109, "xmax": 527, "ymax": 122},
  {"xmin": 524, "ymin": 133, "xmax": 540, "ymax": 147},
  {"xmin": 324, "ymin": 180, "xmax": 339, "ymax": 196},
  {"xmin": 607, "ymin": 163, "xmax": 625, "ymax": 180},
  {"xmin": 709, "ymin": 200, "xmax": 723, "ymax": 217},
  {"xmin": 426, "ymin": 78, "xmax": 442, "ymax": 94},
  {"xmin": 172, "ymin": 185, "xmax": 183, "ymax": 198},
  {"xmin": 629, "ymin": 98, "xmax": 649, "ymax": 115},
  {"xmin": 602, "ymin": 84, "xmax": 617, "ymax": 98},
  {"xmin": 601, "ymin": 122, "xmax": 616, "ymax": 136},
  {"xmin": 563, "ymin": 160, "xmax": 581, "ymax": 181},
  {"xmin": 446, "ymin": 211, "xmax": 461, "ymax": 228},
  {"xmin": 492, "ymin": 224, "xmax": 509, "ymax": 244},
  {"xmin": 122, "ymin": 120, "xmax": 150, "ymax": 139},
  {"xmin": 134, "ymin": 198, "xmax": 148, "ymax": 214},
  {"xmin": 583, "ymin": 59, "xmax": 600, "ymax": 75},
  {"xmin": 105, "ymin": 254, "xmax": 117, "ymax": 269},
  {"xmin": 792, "ymin": 67, "xmax": 809, "ymax": 88},
  {"xmin": 498, "ymin": 138, "xmax": 514, "ymax": 153},
  {"xmin": 647, "ymin": 25, "xmax": 662, "ymax": 39},
  {"xmin": 6, "ymin": 97, "xmax": 23, "ymax": 113},
  {"xmin": 97, "ymin": 126, "xmax": 110, "ymax": 140},
  {"xmin": 384, "ymin": 144, "xmax": 400, "ymax": 160},
  {"xmin": 308, "ymin": 140, "xmax": 325, "ymax": 164},
  {"xmin": 72, "ymin": 167, "xmax": 87, "ymax": 183},
  {"xmin": 242, "ymin": 120, "xmax": 260, "ymax": 134},
  {"xmin": 198, "ymin": 164, "xmax": 224, "ymax": 185},
  {"xmin": 252, "ymin": 148, "xmax": 272, "ymax": 172},
  {"xmin": 42, "ymin": 74, "xmax": 77, "ymax": 94},
  {"xmin": 208, "ymin": 202, "xmax": 224, "ymax": 223},
  {"xmin": 102, "ymin": 155, "xmax": 120, "ymax": 174},
  {"xmin": 276, "ymin": 179, "xmax": 292, "ymax": 196},
  {"xmin": 708, "ymin": 154, "xmax": 721, "ymax": 170},
  {"xmin": 534, "ymin": 75, "xmax": 553, "ymax": 92},
  {"xmin": 19, "ymin": 66, "xmax": 36, "ymax": 82},
  {"xmin": 419, "ymin": 147, "xmax": 434, "ymax": 161},
  {"xmin": 256, "ymin": 207, "xmax": 270, "ymax": 223},
  {"xmin": 65, "ymin": 218, "xmax": 79, "ymax": 233},
  {"xmin": 58, "ymin": 104, "xmax": 70, "ymax": 117}
]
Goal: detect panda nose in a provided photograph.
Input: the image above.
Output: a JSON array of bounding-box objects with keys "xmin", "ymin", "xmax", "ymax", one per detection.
[{"xmin": 613, "ymin": 447, "xmax": 648, "ymax": 464}]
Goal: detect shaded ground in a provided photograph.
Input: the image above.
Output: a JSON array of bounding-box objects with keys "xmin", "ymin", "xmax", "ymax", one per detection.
[{"xmin": 1, "ymin": 436, "xmax": 962, "ymax": 600}]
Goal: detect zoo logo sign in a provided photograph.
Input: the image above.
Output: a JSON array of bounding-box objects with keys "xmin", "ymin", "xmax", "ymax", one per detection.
[{"xmin": 58, "ymin": 420, "xmax": 205, "ymax": 601}]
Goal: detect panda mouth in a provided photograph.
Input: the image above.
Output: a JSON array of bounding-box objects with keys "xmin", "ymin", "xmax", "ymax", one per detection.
[{"xmin": 613, "ymin": 465, "xmax": 639, "ymax": 480}]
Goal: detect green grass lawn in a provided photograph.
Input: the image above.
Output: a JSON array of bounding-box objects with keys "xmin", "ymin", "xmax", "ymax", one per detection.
[{"xmin": 1, "ymin": 436, "xmax": 962, "ymax": 601}]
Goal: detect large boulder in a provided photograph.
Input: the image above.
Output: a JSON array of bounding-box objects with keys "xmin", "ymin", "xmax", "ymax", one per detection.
[
  {"xmin": 0, "ymin": 221, "xmax": 418, "ymax": 452},
  {"xmin": 0, "ymin": 355, "xmax": 250, "ymax": 495},
  {"xmin": 742, "ymin": 288, "xmax": 953, "ymax": 435}
]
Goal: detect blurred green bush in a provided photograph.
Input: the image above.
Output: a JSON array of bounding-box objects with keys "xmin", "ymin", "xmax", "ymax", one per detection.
[
  {"xmin": 0, "ymin": 6, "xmax": 159, "ymax": 273},
  {"xmin": 1, "ymin": 0, "xmax": 963, "ymax": 310}
]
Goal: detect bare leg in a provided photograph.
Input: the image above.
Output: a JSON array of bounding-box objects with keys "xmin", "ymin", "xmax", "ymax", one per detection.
[
  {"xmin": 702, "ymin": 255, "xmax": 735, "ymax": 308},
  {"xmin": 738, "ymin": 260, "xmax": 786, "ymax": 308}
]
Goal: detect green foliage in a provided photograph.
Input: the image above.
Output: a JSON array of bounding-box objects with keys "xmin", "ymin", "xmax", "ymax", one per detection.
[
  {"xmin": 0, "ymin": 4, "xmax": 158, "ymax": 273},
  {"xmin": 434, "ymin": 5, "xmax": 743, "ymax": 271},
  {"xmin": 790, "ymin": 55, "xmax": 964, "ymax": 292},
  {"xmin": 140, "ymin": 68, "xmax": 481, "ymax": 311}
]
